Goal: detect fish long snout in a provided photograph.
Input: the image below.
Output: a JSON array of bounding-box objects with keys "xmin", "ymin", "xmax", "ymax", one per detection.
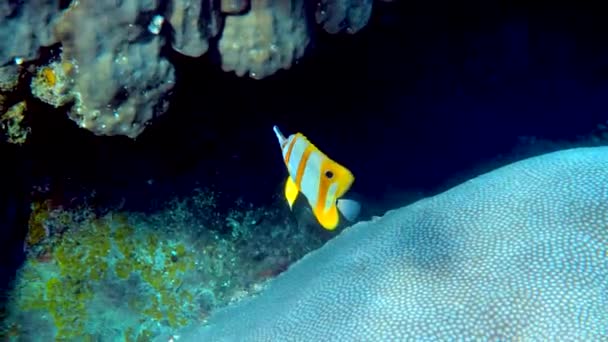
[{"xmin": 273, "ymin": 125, "xmax": 286, "ymax": 144}]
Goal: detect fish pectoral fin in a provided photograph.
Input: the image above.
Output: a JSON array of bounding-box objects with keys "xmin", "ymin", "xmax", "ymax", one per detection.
[
  {"xmin": 284, "ymin": 177, "xmax": 299, "ymax": 209},
  {"xmin": 313, "ymin": 205, "xmax": 340, "ymax": 231},
  {"xmin": 337, "ymin": 198, "xmax": 361, "ymax": 222}
]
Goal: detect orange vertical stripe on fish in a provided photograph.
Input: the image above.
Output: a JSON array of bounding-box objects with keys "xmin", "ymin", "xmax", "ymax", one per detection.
[{"xmin": 273, "ymin": 125, "xmax": 361, "ymax": 230}]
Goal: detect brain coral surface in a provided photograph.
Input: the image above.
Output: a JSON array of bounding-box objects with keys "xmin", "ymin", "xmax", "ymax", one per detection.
[{"xmin": 179, "ymin": 146, "xmax": 608, "ymax": 341}]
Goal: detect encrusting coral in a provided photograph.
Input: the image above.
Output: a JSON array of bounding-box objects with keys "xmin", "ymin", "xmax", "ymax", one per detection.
[{"xmin": 3, "ymin": 189, "xmax": 325, "ymax": 340}]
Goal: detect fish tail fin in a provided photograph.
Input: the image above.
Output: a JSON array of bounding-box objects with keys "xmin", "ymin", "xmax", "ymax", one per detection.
[{"xmin": 337, "ymin": 198, "xmax": 361, "ymax": 222}]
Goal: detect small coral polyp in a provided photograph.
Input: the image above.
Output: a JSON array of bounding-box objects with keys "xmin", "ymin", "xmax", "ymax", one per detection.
[
  {"xmin": 31, "ymin": 58, "xmax": 76, "ymax": 108},
  {"xmin": 0, "ymin": 100, "xmax": 29, "ymax": 145}
]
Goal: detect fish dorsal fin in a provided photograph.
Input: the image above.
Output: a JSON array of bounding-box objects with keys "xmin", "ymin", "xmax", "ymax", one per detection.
[
  {"xmin": 312, "ymin": 203, "xmax": 340, "ymax": 230},
  {"xmin": 284, "ymin": 176, "xmax": 299, "ymax": 209}
]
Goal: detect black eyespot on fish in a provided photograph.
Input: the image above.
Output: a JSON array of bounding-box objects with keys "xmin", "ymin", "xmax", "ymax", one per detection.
[{"xmin": 325, "ymin": 170, "xmax": 334, "ymax": 179}]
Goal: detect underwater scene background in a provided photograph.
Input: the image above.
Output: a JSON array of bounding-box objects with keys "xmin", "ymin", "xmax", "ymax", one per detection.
[{"xmin": 1, "ymin": 1, "xmax": 607, "ymax": 340}]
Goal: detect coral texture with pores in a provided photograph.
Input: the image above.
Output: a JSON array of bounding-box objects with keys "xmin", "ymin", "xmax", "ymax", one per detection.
[{"xmin": 179, "ymin": 147, "xmax": 608, "ymax": 341}]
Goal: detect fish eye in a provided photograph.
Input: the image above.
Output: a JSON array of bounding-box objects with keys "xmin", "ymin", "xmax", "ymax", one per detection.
[{"xmin": 325, "ymin": 170, "xmax": 334, "ymax": 179}]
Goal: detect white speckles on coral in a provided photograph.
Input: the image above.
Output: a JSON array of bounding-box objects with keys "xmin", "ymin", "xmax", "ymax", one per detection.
[
  {"xmin": 180, "ymin": 147, "xmax": 608, "ymax": 341},
  {"xmin": 316, "ymin": 0, "xmax": 373, "ymax": 34},
  {"xmin": 0, "ymin": 0, "xmax": 61, "ymax": 64},
  {"xmin": 166, "ymin": 0, "xmax": 221, "ymax": 57},
  {"xmin": 0, "ymin": 64, "xmax": 20, "ymax": 91},
  {"xmin": 218, "ymin": 0, "xmax": 309, "ymax": 79},
  {"xmin": 30, "ymin": 58, "xmax": 76, "ymax": 107},
  {"xmin": 2, "ymin": 0, "xmax": 378, "ymax": 138},
  {"xmin": 220, "ymin": 0, "xmax": 249, "ymax": 14},
  {"xmin": 1, "ymin": 0, "xmax": 377, "ymax": 82},
  {"xmin": 55, "ymin": 0, "xmax": 175, "ymax": 138}
]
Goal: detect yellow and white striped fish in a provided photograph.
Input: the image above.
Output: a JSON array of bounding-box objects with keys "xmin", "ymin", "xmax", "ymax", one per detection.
[{"xmin": 273, "ymin": 125, "xmax": 361, "ymax": 230}]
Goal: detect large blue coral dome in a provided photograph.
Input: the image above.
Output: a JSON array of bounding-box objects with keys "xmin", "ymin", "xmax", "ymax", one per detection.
[{"xmin": 177, "ymin": 146, "xmax": 608, "ymax": 341}]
